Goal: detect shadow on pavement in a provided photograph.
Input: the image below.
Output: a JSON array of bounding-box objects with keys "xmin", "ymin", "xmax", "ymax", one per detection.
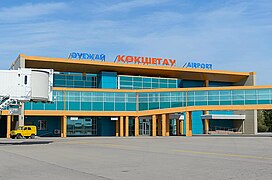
[{"xmin": 0, "ymin": 140, "xmax": 53, "ymax": 146}]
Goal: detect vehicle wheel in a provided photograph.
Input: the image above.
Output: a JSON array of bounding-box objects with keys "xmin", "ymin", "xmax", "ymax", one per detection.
[
  {"xmin": 30, "ymin": 134, "xmax": 35, "ymax": 139},
  {"xmin": 16, "ymin": 134, "xmax": 22, "ymax": 139}
]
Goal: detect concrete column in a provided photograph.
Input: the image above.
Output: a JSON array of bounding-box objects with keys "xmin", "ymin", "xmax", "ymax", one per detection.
[
  {"xmin": 203, "ymin": 110, "xmax": 209, "ymax": 134},
  {"xmin": 18, "ymin": 103, "xmax": 24, "ymax": 127},
  {"xmin": 176, "ymin": 119, "xmax": 180, "ymax": 136},
  {"xmin": 11, "ymin": 115, "xmax": 15, "ymax": 130},
  {"xmin": 135, "ymin": 116, "xmax": 139, "ymax": 136},
  {"xmin": 61, "ymin": 116, "xmax": 67, "ymax": 138},
  {"xmin": 234, "ymin": 72, "xmax": 257, "ymax": 134},
  {"xmin": 115, "ymin": 119, "xmax": 119, "ymax": 136},
  {"xmin": 125, "ymin": 116, "xmax": 129, "ymax": 137},
  {"xmin": 237, "ymin": 110, "xmax": 257, "ymax": 134},
  {"xmin": 157, "ymin": 116, "xmax": 162, "ymax": 136},
  {"xmin": 166, "ymin": 114, "xmax": 170, "ymax": 136},
  {"xmin": 162, "ymin": 114, "xmax": 166, "ymax": 136},
  {"xmin": 186, "ymin": 111, "xmax": 192, "ymax": 136},
  {"xmin": 18, "ymin": 56, "xmax": 25, "ymax": 127},
  {"xmin": 120, "ymin": 116, "xmax": 124, "ymax": 137},
  {"xmin": 152, "ymin": 115, "xmax": 156, "ymax": 137},
  {"xmin": 6, "ymin": 115, "xmax": 11, "ymax": 138}
]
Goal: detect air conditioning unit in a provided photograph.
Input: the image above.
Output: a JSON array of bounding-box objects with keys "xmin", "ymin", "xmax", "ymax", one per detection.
[{"xmin": 54, "ymin": 129, "xmax": 61, "ymax": 135}]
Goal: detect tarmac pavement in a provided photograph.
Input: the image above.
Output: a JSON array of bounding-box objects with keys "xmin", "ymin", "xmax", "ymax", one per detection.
[{"xmin": 0, "ymin": 136, "xmax": 272, "ymax": 180}]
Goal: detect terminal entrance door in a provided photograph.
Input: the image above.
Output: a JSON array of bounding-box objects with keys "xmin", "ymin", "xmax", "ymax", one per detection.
[{"xmin": 139, "ymin": 119, "xmax": 151, "ymax": 136}]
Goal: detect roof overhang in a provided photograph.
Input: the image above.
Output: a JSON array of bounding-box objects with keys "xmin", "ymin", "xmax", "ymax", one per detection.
[
  {"xmin": 21, "ymin": 54, "xmax": 252, "ymax": 83},
  {"xmin": 201, "ymin": 114, "xmax": 246, "ymax": 120}
]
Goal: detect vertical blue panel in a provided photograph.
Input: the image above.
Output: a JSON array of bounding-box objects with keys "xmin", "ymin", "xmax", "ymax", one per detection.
[
  {"xmin": 97, "ymin": 117, "xmax": 115, "ymax": 136},
  {"xmin": 98, "ymin": 71, "xmax": 117, "ymax": 89},
  {"xmin": 192, "ymin": 111, "xmax": 204, "ymax": 134}
]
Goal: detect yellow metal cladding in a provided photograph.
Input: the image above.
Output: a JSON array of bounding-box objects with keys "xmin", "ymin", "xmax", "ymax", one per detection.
[
  {"xmin": 203, "ymin": 80, "xmax": 209, "ymax": 134},
  {"xmin": 176, "ymin": 119, "xmax": 180, "ymax": 136},
  {"xmin": 157, "ymin": 116, "xmax": 162, "ymax": 136},
  {"xmin": 61, "ymin": 116, "xmax": 67, "ymax": 138},
  {"xmin": 166, "ymin": 114, "xmax": 170, "ymax": 136},
  {"xmin": 125, "ymin": 116, "xmax": 129, "ymax": 137},
  {"xmin": 162, "ymin": 114, "xmax": 166, "ymax": 136},
  {"xmin": 203, "ymin": 110, "xmax": 209, "ymax": 134},
  {"xmin": 186, "ymin": 111, "xmax": 192, "ymax": 137},
  {"xmin": 119, "ymin": 116, "xmax": 124, "ymax": 137},
  {"xmin": 21, "ymin": 54, "xmax": 252, "ymax": 83},
  {"xmin": 152, "ymin": 115, "xmax": 156, "ymax": 137},
  {"xmin": 115, "ymin": 119, "xmax": 119, "ymax": 137},
  {"xmin": 180, "ymin": 120, "xmax": 184, "ymax": 135},
  {"xmin": 135, "ymin": 117, "xmax": 139, "ymax": 136},
  {"xmin": 6, "ymin": 115, "xmax": 11, "ymax": 138}
]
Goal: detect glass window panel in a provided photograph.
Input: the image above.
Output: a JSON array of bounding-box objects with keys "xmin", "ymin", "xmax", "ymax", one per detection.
[
  {"xmin": 232, "ymin": 90, "xmax": 245, "ymax": 95},
  {"xmin": 115, "ymin": 103, "xmax": 125, "ymax": 111},
  {"xmin": 220, "ymin": 90, "xmax": 231, "ymax": 96},
  {"xmin": 195, "ymin": 91, "xmax": 207, "ymax": 96},
  {"xmin": 245, "ymin": 90, "xmax": 256, "ymax": 95},
  {"xmin": 126, "ymin": 103, "xmax": 136, "ymax": 111},
  {"xmin": 143, "ymin": 83, "xmax": 151, "ymax": 88},
  {"xmin": 143, "ymin": 78, "xmax": 151, "ymax": 83},
  {"xmin": 159, "ymin": 83, "xmax": 167, "ymax": 88},
  {"xmin": 152, "ymin": 78, "xmax": 159, "ymax": 83},
  {"xmin": 120, "ymin": 76, "xmax": 132, "ymax": 81},
  {"xmin": 208, "ymin": 91, "xmax": 219, "ymax": 96},
  {"xmin": 133, "ymin": 77, "xmax": 142, "ymax": 82},
  {"xmin": 159, "ymin": 79, "xmax": 167, "ymax": 84}
]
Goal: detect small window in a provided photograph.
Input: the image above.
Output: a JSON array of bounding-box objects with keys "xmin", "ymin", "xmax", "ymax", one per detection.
[
  {"xmin": 24, "ymin": 76, "xmax": 27, "ymax": 85},
  {"xmin": 28, "ymin": 127, "xmax": 31, "ymax": 130},
  {"xmin": 24, "ymin": 127, "xmax": 28, "ymax": 130},
  {"xmin": 38, "ymin": 120, "xmax": 47, "ymax": 130}
]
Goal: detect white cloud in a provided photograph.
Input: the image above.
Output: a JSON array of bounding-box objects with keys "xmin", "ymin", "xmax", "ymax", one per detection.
[
  {"xmin": 101, "ymin": 0, "xmax": 171, "ymax": 12},
  {"xmin": 0, "ymin": 0, "xmax": 271, "ymax": 85},
  {"xmin": 0, "ymin": 2, "xmax": 67, "ymax": 22}
]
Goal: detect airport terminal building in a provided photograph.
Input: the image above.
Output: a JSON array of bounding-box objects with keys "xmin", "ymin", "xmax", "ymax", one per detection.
[{"xmin": 1, "ymin": 53, "xmax": 272, "ymax": 138}]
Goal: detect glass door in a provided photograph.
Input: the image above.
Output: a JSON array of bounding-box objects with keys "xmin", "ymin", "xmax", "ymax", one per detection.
[{"xmin": 140, "ymin": 119, "xmax": 151, "ymax": 136}]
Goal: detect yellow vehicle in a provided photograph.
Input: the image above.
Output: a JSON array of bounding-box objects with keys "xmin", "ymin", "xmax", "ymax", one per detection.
[{"xmin": 10, "ymin": 126, "xmax": 37, "ymax": 139}]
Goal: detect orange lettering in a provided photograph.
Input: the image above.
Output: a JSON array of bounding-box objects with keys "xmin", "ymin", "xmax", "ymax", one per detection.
[
  {"xmin": 142, "ymin": 57, "xmax": 150, "ymax": 65},
  {"xmin": 151, "ymin": 58, "xmax": 157, "ymax": 64},
  {"xmin": 157, "ymin": 58, "xmax": 162, "ymax": 64},
  {"xmin": 169, "ymin": 59, "xmax": 176, "ymax": 66},
  {"xmin": 141, "ymin": 57, "xmax": 145, "ymax": 64},
  {"xmin": 134, "ymin": 56, "xmax": 141, "ymax": 64},
  {"xmin": 126, "ymin": 56, "xmax": 133, "ymax": 62},
  {"xmin": 117, "ymin": 55, "xmax": 125, "ymax": 62},
  {"xmin": 162, "ymin": 59, "xmax": 169, "ymax": 65}
]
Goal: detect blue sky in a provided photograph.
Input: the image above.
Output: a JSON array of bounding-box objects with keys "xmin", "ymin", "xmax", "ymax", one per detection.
[{"xmin": 0, "ymin": 0, "xmax": 271, "ymax": 85}]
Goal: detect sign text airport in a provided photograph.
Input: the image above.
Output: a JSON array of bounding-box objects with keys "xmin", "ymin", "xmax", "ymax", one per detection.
[{"xmin": 183, "ymin": 62, "xmax": 212, "ymax": 70}]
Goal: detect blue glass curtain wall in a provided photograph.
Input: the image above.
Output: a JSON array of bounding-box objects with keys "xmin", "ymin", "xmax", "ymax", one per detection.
[
  {"xmin": 119, "ymin": 75, "xmax": 178, "ymax": 89},
  {"xmin": 53, "ymin": 72, "xmax": 97, "ymax": 88},
  {"xmin": 25, "ymin": 88, "xmax": 272, "ymax": 112}
]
